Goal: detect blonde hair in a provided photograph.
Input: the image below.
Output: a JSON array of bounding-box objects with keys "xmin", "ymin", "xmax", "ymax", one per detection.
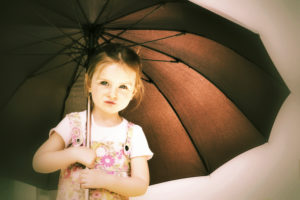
[{"xmin": 86, "ymin": 43, "xmax": 144, "ymax": 109}]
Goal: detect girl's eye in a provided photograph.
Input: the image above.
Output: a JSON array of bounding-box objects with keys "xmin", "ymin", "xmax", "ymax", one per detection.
[
  {"xmin": 119, "ymin": 85, "xmax": 128, "ymax": 90},
  {"xmin": 99, "ymin": 81, "xmax": 108, "ymax": 86}
]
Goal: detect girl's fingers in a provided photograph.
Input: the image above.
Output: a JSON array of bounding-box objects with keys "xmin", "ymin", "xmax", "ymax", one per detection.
[
  {"xmin": 80, "ymin": 168, "xmax": 89, "ymax": 176},
  {"xmin": 80, "ymin": 171, "xmax": 87, "ymax": 176},
  {"xmin": 79, "ymin": 177, "xmax": 85, "ymax": 184},
  {"xmin": 79, "ymin": 172, "xmax": 88, "ymax": 183},
  {"xmin": 79, "ymin": 169, "xmax": 91, "ymax": 184},
  {"xmin": 80, "ymin": 180, "xmax": 91, "ymax": 189}
]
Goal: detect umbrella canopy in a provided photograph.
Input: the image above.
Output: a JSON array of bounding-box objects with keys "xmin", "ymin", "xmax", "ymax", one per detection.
[{"xmin": 0, "ymin": 0, "xmax": 289, "ymax": 189}]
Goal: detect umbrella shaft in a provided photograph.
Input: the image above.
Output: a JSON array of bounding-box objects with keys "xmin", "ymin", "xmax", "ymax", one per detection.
[
  {"xmin": 85, "ymin": 76, "xmax": 92, "ymax": 200},
  {"xmin": 85, "ymin": 189, "xmax": 89, "ymax": 200},
  {"xmin": 86, "ymin": 92, "xmax": 91, "ymax": 148}
]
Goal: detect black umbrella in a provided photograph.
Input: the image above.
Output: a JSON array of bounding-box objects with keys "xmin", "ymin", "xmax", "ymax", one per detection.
[{"xmin": 0, "ymin": 0, "xmax": 289, "ymax": 190}]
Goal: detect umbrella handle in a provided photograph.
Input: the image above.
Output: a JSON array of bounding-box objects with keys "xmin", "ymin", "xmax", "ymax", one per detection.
[
  {"xmin": 85, "ymin": 189, "xmax": 89, "ymax": 200},
  {"xmin": 85, "ymin": 92, "xmax": 92, "ymax": 200},
  {"xmin": 86, "ymin": 92, "xmax": 92, "ymax": 150}
]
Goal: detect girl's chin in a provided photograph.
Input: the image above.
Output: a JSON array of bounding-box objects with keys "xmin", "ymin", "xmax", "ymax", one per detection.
[
  {"xmin": 93, "ymin": 107, "xmax": 123, "ymax": 115},
  {"xmin": 93, "ymin": 102, "xmax": 129, "ymax": 114}
]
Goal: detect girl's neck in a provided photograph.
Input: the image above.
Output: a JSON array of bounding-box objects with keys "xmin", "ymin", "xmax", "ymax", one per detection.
[{"xmin": 91, "ymin": 109, "xmax": 123, "ymax": 127}]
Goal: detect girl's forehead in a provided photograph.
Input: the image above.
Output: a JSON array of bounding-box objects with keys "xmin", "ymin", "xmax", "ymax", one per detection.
[{"xmin": 93, "ymin": 63, "xmax": 136, "ymax": 83}]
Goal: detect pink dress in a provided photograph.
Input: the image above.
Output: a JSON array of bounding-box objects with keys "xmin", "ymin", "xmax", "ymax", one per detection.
[{"xmin": 56, "ymin": 112, "xmax": 134, "ymax": 200}]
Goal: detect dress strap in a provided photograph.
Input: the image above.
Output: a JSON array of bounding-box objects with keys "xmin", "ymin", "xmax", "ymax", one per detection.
[
  {"xmin": 68, "ymin": 112, "xmax": 85, "ymax": 147},
  {"xmin": 123, "ymin": 122, "xmax": 134, "ymax": 158}
]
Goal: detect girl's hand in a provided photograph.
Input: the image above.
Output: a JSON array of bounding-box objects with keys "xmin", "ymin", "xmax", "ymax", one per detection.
[
  {"xmin": 79, "ymin": 168, "xmax": 108, "ymax": 189},
  {"xmin": 70, "ymin": 147, "xmax": 96, "ymax": 169}
]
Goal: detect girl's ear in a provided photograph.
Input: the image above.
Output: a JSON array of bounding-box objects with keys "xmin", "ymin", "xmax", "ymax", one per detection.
[
  {"xmin": 132, "ymin": 88, "xmax": 137, "ymax": 97},
  {"xmin": 130, "ymin": 88, "xmax": 137, "ymax": 101}
]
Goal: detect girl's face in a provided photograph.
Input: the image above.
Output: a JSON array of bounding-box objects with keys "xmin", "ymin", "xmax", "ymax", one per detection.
[{"xmin": 88, "ymin": 63, "xmax": 137, "ymax": 115}]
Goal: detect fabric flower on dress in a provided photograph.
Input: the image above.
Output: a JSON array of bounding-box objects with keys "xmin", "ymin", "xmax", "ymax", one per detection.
[
  {"xmin": 96, "ymin": 146, "xmax": 107, "ymax": 157},
  {"xmin": 91, "ymin": 190, "xmax": 102, "ymax": 199},
  {"xmin": 71, "ymin": 127, "xmax": 83, "ymax": 147},
  {"xmin": 106, "ymin": 170, "xmax": 115, "ymax": 175},
  {"xmin": 72, "ymin": 127, "xmax": 80, "ymax": 136},
  {"xmin": 101, "ymin": 155, "xmax": 115, "ymax": 168}
]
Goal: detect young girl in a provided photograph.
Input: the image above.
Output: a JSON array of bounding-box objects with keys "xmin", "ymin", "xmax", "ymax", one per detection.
[{"xmin": 32, "ymin": 43, "xmax": 153, "ymax": 200}]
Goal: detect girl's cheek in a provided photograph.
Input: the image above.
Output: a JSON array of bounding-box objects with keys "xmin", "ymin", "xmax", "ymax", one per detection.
[
  {"xmin": 94, "ymin": 87, "xmax": 108, "ymax": 94},
  {"xmin": 120, "ymin": 91, "xmax": 134, "ymax": 99}
]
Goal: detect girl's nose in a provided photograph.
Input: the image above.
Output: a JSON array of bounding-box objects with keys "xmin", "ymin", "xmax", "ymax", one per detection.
[{"xmin": 108, "ymin": 87, "xmax": 117, "ymax": 99}]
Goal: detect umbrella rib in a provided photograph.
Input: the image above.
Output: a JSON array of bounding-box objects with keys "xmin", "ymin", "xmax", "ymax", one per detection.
[
  {"xmin": 60, "ymin": 53, "xmax": 86, "ymax": 119},
  {"xmin": 102, "ymin": 1, "xmax": 163, "ymax": 25},
  {"xmin": 105, "ymin": 3, "xmax": 163, "ymax": 44},
  {"xmin": 69, "ymin": 1, "xmax": 86, "ymax": 28},
  {"xmin": 4, "ymin": 51, "xmax": 83, "ymax": 56},
  {"xmin": 33, "ymin": 1, "xmax": 79, "ymax": 25},
  {"xmin": 93, "ymin": 0, "xmax": 110, "ymax": 25},
  {"xmin": 4, "ymin": 30, "xmax": 83, "ymax": 53},
  {"xmin": 0, "ymin": 44, "xmax": 79, "ymax": 111},
  {"xmin": 141, "ymin": 70, "xmax": 210, "ymax": 173},
  {"xmin": 103, "ymin": 30, "xmax": 185, "ymax": 48},
  {"xmin": 141, "ymin": 58, "xmax": 178, "ymax": 63},
  {"xmin": 34, "ymin": 10, "xmax": 86, "ymax": 49},
  {"xmin": 98, "ymin": 34, "xmax": 109, "ymax": 43},
  {"xmin": 75, "ymin": 0, "xmax": 90, "ymax": 25},
  {"xmin": 29, "ymin": 43, "xmax": 78, "ymax": 76},
  {"xmin": 102, "ymin": 31, "xmax": 182, "ymax": 61},
  {"xmin": 141, "ymin": 77, "xmax": 151, "ymax": 83},
  {"xmin": 126, "ymin": 32, "xmax": 185, "ymax": 47},
  {"xmin": 69, "ymin": 0, "xmax": 89, "ymax": 46},
  {"xmin": 29, "ymin": 55, "xmax": 83, "ymax": 78}
]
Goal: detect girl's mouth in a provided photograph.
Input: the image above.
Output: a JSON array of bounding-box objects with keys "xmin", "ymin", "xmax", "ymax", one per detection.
[{"xmin": 104, "ymin": 101, "xmax": 116, "ymax": 105}]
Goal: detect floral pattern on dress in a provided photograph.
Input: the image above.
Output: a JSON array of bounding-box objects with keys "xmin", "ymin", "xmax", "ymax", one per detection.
[
  {"xmin": 91, "ymin": 140, "xmax": 130, "ymax": 177},
  {"xmin": 56, "ymin": 112, "xmax": 134, "ymax": 200},
  {"xmin": 68, "ymin": 113, "xmax": 84, "ymax": 147},
  {"xmin": 101, "ymin": 155, "xmax": 115, "ymax": 167}
]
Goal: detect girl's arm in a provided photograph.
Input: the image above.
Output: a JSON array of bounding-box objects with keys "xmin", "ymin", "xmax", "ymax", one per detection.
[
  {"xmin": 32, "ymin": 132, "xmax": 96, "ymax": 173},
  {"xmin": 80, "ymin": 156, "xmax": 150, "ymax": 197}
]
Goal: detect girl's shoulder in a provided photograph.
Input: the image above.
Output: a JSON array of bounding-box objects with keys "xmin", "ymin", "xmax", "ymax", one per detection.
[
  {"xmin": 125, "ymin": 119, "xmax": 143, "ymax": 133},
  {"xmin": 66, "ymin": 110, "xmax": 86, "ymax": 117},
  {"xmin": 65, "ymin": 110, "xmax": 86, "ymax": 123}
]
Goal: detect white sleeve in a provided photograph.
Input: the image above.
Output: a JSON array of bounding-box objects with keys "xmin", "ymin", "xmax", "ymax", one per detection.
[
  {"xmin": 49, "ymin": 115, "xmax": 72, "ymax": 148},
  {"xmin": 130, "ymin": 125, "xmax": 153, "ymax": 160}
]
